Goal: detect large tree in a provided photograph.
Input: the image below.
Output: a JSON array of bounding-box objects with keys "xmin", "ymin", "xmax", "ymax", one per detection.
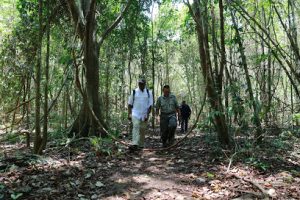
[{"xmin": 66, "ymin": 0, "xmax": 131, "ymax": 137}]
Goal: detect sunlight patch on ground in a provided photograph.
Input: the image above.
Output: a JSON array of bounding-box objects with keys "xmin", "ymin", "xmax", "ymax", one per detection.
[{"xmin": 131, "ymin": 174, "xmax": 189, "ymax": 199}]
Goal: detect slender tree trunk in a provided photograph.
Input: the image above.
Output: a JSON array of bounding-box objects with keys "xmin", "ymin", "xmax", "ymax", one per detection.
[
  {"xmin": 63, "ymin": 89, "xmax": 68, "ymax": 129},
  {"xmin": 128, "ymin": 50, "xmax": 132, "ymax": 94},
  {"xmin": 26, "ymin": 75, "xmax": 31, "ymax": 130},
  {"xmin": 151, "ymin": 2, "xmax": 156, "ymax": 129},
  {"xmin": 120, "ymin": 50, "xmax": 126, "ymax": 111},
  {"xmin": 230, "ymin": 9, "xmax": 263, "ymax": 142},
  {"xmin": 291, "ymin": 83, "xmax": 294, "ymax": 129},
  {"xmin": 140, "ymin": 31, "xmax": 148, "ymax": 74},
  {"xmin": 165, "ymin": 42, "xmax": 170, "ymax": 84},
  {"xmin": 34, "ymin": 0, "xmax": 43, "ymax": 154},
  {"xmin": 39, "ymin": 16, "xmax": 51, "ymax": 154},
  {"xmin": 105, "ymin": 46, "xmax": 111, "ymax": 124}
]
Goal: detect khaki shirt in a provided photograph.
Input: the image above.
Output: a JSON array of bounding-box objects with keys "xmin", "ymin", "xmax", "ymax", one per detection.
[{"xmin": 156, "ymin": 94, "xmax": 179, "ymax": 114}]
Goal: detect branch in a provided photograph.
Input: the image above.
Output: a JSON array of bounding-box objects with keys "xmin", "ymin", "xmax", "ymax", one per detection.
[
  {"xmin": 184, "ymin": 0, "xmax": 200, "ymax": 27},
  {"xmin": 230, "ymin": 173, "xmax": 271, "ymax": 198},
  {"xmin": 273, "ymin": 4, "xmax": 300, "ymax": 61},
  {"xmin": 98, "ymin": 0, "xmax": 132, "ymax": 46},
  {"xmin": 66, "ymin": 0, "xmax": 86, "ymax": 39},
  {"xmin": 6, "ymin": 97, "xmax": 36, "ymax": 114},
  {"xmin": 232, "ymin": 2, "xmax": 298, "ymax": 77}
]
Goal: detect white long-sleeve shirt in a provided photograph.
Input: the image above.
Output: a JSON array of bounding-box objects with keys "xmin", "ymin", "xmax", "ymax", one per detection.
[{"xmin": 128, "ymin": 88, "xmax": 153, "ymax": 120}]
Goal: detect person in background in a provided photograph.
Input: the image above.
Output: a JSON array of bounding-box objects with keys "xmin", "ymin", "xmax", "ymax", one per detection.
[
  {"xmin": 156, "ymin": 85, "xmax": 181, "ymax": 147},
  {"xmin": 128, "ymin": 77, "xmax": 153, "ymax": 152},
  {"xmin": 180, "ymin": 100, "xmax": 191, "ymax": 133}
]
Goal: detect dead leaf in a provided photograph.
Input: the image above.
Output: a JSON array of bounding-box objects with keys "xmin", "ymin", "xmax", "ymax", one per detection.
[{"xmin": 267, "ymin": 188, "xmax": 276, "ymax": 197}]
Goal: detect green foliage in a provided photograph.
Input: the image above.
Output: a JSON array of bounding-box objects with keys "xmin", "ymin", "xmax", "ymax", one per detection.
[
  {"xmin": 89, "ymin": 129, "xmax": 121, "ymax": 156},
  {"xmin": 3, "ymin": 132, "xmax": 25, "ymax": 144},
  {"xmin": 48, "ymin": 128, "xmax": 68, "ymax": 141},
  {"xmin": 251, "ymin": 53, "xmax": 269, "ymax": 65},
  {"xmin": 89, "ymin": 136, "xmax": 114, "ymax": 156},
  {"xmin": 245, "ymin": 157, "xmax": 270, "ymax": 171},
  {"xmin": 203, "ymin": 133, "xmax": 223, "ymax": 156},
  {"xmin": 293, "ymin": 114, "xmax": 300, "ymax": 126},
  {"xmin": 293, "ymin": 113, "xmax": 300, "ymax": 120},
  {"xmin": 271, "ymin": 138, "xmax": 289, "ymax": 149},
  {"xmin": 10, "ymin": 192, "xmax": 23, "ymax": 200},
  {"xmin": 0, "ymin": 183, "xmax": 5, "ymax": 199}
]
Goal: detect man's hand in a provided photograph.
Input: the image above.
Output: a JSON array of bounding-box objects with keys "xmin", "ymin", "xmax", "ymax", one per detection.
[
  {"xmin": 177, "ymin": 112, "xmax": 181, "ymax": 119},
  {"xmin": 128, "ymin": 105, "xmax": 133, "ymax": 121}
]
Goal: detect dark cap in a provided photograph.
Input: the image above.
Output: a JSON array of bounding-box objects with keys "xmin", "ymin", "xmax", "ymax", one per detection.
[{"xmin": 138, "ymin": 76, "xmax": 146, "ymax": 84}]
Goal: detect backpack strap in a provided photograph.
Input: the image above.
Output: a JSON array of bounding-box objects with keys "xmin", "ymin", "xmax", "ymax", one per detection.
[{"xmin": 132, "ymin": 90, "xmax": 136, "ymax": 107}]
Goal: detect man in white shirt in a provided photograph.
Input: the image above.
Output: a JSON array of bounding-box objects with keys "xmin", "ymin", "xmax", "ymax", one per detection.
[{"xmin": 128, "ymin": 77, "xmax": 153, "ymax": 151}]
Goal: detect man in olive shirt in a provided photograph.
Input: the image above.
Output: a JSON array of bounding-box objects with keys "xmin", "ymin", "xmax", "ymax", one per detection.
[{"xmin": 156, "ymin": 85, "xmax": 181, "ymax": 147}]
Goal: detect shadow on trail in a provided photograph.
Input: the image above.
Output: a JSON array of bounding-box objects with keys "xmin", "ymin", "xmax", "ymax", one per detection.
[{"xmin": 1, "ymin": 127, "xmax": 299, "ymax": 199}]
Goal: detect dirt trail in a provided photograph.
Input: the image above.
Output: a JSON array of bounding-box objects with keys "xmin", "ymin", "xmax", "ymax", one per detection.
[{"xmin": 1, "ymin": 129, "xmax": 300, "ymax": 199}]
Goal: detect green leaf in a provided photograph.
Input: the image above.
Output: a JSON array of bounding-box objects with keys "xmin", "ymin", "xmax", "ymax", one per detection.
[
  {"xmin": 206, "ymin": 172, "xmax": 215, "ymax": 178},
  {"xmin": 11, "ymin": 193, "xmax": 23, "ymax": 200}
]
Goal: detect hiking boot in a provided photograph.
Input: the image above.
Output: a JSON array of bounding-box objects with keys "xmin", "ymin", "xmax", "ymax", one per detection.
[{"xmin": 169, "ymin": 138, "xmax": 175, "ymax": 146}]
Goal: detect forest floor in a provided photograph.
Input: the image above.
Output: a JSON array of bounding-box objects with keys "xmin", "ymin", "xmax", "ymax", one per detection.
[{"xmin": 1, "ymin": 126, "xmax": 300, "ymax": 200}]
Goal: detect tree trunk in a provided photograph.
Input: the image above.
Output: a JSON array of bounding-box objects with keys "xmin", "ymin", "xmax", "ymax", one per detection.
[
  {"xmin": 151, "ymin": 2, "xmax": 156, "ymax": 129},
  {"xmin": 70, "ymin": 23, "xmax": 106, "ymax": 136},
  {"xmin": 165, "ymin": 41, "xmax": 170, "ymax": 84},
  {"xmin": 186, "ymin": 0, "xmax": 230, "ymax": 146},
  {"xmin": 39, "ymin": 15, "xmax": 51, "ymax": 154},
  {"xmin": 67, "ymin": 0, "xmax": 130, "ymax": 137},
  {"xmin": 34, "ymin": 0, "xmax": 43, "ymax": 154},
  {"xmin": 105, "ymin": 46, "xmax": 111, "ymax": 125},
  {"xmin": 230, "ymin": 8, "xmax": 263, "ymax": 142}
]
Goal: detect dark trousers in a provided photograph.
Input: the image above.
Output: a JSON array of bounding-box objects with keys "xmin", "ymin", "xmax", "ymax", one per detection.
[
  {"xmin": 181, "ymin": 117, "xmax": 189, "ymax": 132},
  {"xmin": 160, "ymin": 114, "xmax": 177, "ymax": 146}
]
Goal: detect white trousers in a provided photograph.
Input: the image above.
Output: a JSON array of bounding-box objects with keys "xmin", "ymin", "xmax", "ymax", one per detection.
[{"xmin": 132, "ymin": 116, "xmax": 147, "ymax": 147}]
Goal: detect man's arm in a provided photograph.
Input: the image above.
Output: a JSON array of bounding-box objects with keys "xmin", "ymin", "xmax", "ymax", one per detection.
[
  {"xmin": 174, "ymin": 96, "xmax": 181, "ymax": 117},
  {"xmin": 155, "ymin": 97, "xmax": 161, "ymax": 116},
  {"xmin": 156, "ymin": 108, "xmax": 160, "ymax": 116},
  {"xmin": 128, "ymin": 105, "xmax": 133, "ymax": 120},
  {"xmin": 128, "ymin": 91, "xmax": 134, "ymax": 120},
  {"xmin": 176, "ymin": 107, "xmax": 181, "ymax": 117},
  {"xmin": 148, "ymin": 90, "xmax": 154, "ymax": 115}
]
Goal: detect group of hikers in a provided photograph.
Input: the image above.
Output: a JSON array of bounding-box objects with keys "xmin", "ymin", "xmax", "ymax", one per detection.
[{"xmin": 127, "ymin": 76, "xmax": 191, "ymax": 151}]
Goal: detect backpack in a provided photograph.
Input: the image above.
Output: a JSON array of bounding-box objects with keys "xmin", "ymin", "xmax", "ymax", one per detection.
[{"xmin": 132, "ymin": 89, "xmax": 150, "ymax": 108}]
